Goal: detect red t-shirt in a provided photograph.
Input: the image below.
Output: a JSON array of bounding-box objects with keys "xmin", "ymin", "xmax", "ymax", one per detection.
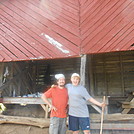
[{"xmin": 44, "ymin": 87, "xmax": 68, "ymax": 118}]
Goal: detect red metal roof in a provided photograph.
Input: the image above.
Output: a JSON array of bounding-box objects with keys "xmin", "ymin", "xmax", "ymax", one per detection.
[{"xmin": 0, "ymin": 0, "xmax": 133, "ymax": 62}]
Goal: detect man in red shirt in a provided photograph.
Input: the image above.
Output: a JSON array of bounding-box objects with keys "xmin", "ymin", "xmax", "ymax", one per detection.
[{"xmin": 41, "ymin": 74, "xmax": 68, "ymax": 134}]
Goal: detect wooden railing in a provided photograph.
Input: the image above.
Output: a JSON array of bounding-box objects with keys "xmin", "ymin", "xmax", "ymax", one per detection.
[{"xmin": 0, "ymin": 96, "xmax": 109, "ymax": 118}]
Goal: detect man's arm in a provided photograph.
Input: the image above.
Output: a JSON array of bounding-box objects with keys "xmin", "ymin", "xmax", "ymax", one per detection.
[
  {"xmin": 88, "ymin": 97, "xmax": 106, "ymax": 107},
  {"xmin": 41, "ymin": 94, "xmax": 57, "ymax": 111}
]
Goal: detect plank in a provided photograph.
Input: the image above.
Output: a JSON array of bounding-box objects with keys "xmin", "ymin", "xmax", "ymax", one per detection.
[
  {"xmin": 21, "ymin": 0, "xmax": 79, "ymax": 26},
  {"xmin": 90, "ymin": 113, "xmax": 134, "ymax": 122},
  {"xmin": 122, "ymin": 38, "xmax": 134, "ymax": 51},
  {"xmin": 122, "ymin": 105, "xmax": 134, "ymax": 109},
  {"xmin": 0, "ymin": 2, "xmax": 80, "ymax": 54},
  {"xmin": 83, "ymin": 1, "xmax": 133, "ymax": 53},
  {"xmin": 27, "ymin": 0, "xmax": 79, "ymax": 23},
  {"xmin": 0, "ymin": 63, "xmax": 4, "ymax": 86},
  {"xmin": 2, "ymin": 97, "xmax": 45, "ymax": 104},
  {"xmin": 0, "ymin": 25, "xmax": 35, "ymax": 58},
  {"xmin": 80, "ymin": 54, "xmax": 86, "ymax": 86},
  {"xmin": 0, "ymin": 54, "xmax": 4, "ymax": 62},
  {"xmin": 0, "ymin": 34, "xmax": 29, "ymax": 60},
  {"xmin": 81, "ymin": 0, "xmax": 130, "ymax": 46},
  {"xmin": 81, "ymin": 0, "xmax": 119, "ymax": 36},
  {"xmin": 40, "ymin": 104, "xmax": 51, "ymax": 119},
  {"xmin": 0, "ymin": 19, "xmax": 53, "ymax": 59},
  {"xmin": 122, "ymin": 109, "xmax": 131, "ymax": 114},
  {"xmin": 110, "ymin": 29, "xmax": 134, "ymax": 51},
  {"xmin": 0, "ymin": 14, "xmax": 61, "ymax": 58},
  {"xmin": 0, "ymin": 7, "xmax": 79, "ymax": 56},
  {"xmin": 91, "ymin": 122, "xmax": 134, "ymax": 130},
  {"xmin": 95, "ymin": 18, "xmax": 134, "ymax": 53},
  {"xmin": 0, "ymin": 47, "xmax": 13, "ymax": 61},
  {"xmin": 0, "ymin": 114, "xmax": 134, "ymax": 130},
  {"xmin": 0, "ymin": 115, "xmax": 50, "ymax": 128},
  {"xmin": 94, "ymin": 19, "xmax": 134, "ymax": 53},
  {"xmin": 81, "ymin": 0, "xmax": 108, "ymax": 24},
  {"xmin": 79, "ymin": 0, "xmax": 91, "ymax": 6},
  {"xmin": 8, "ymin": 0, "xmax": 80, "ymax": 36}
]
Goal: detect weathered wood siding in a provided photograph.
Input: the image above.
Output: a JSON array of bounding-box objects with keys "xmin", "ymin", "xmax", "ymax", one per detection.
[
  {"xmin": 0, "ymin": 58, "xmax": 80, "ymax": 97},
  {"xmin": 30, "ymin": 58, "xmax": 81, "ymax": 92},
  {"xmin": 0, "ymin": 62, "xmax": 33, "ymax": 97},
  {"xmin": 0, "ymin": 0, "xmax": 133, "ymax": 62},
  {"xmin": 88, "ymin": 51, "xmax": 134, "ymax": 97},
  {"xmin": 91, "ymin": 130, "xmax": 134, "ymax": 134}
]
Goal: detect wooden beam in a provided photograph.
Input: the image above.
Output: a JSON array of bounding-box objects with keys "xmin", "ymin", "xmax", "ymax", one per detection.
[
  {"xmin": 91, "ymin": 123, "xmax": 134, "ymax": 130},
  {"xmin": 90, "ymin": 114, "xmax": 134, "ymax": 122},
  {"xmin": 0, "ymin": 63, "xmax": 4, "ymax": 87},
  {"xmin": 0, "ymin": 63, "xmax": 4, "ymax": 97},
  {"xmin": 1, "ymin": 97, "xmax": 45, "ymax": 104},
  {"xmin": 122, "ymin": 104, "xmax": 134, "ymax": 109},
  {"xmin": 80, "ymin": 54, "xmax": 87, "ymax": 86},
  {"xmin": 88, "ymin": 96, "xmax": 109, "ymax": 114},
  {"xmin": 88, "ymin": 55, "xmax": 94, "ymax": 96},
  {"xmin": 122, "ymin": 94, "xmax": 134, "ymax": 114},
  {"xmin": 0, "ymin": 114, "xmax": 134, "ymax": 130},
  {"xmin": 0, "ymin": 115, "xmax": 49, "ymax": 128},
  {"xmin": 1, "ymin": 97, "xmax": 109, "ymax": 114}
]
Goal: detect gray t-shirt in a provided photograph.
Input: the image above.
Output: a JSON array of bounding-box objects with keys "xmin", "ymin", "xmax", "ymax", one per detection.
[{"xmin": 66, "ymin": 83, "xmax": 92, "ymax": 117}]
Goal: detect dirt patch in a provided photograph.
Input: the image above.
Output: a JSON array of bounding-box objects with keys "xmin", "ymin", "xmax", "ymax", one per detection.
[
  {"xmin": 0, "ymin": 124, "xmax": 48, "ymax": 134},
  {"xmin": 0, "ymin": 124, "xmax": 73, "ymax": 134},
  {"xmin": 0, "ymin": 105, "xmax": 73, "ymax": 134}
]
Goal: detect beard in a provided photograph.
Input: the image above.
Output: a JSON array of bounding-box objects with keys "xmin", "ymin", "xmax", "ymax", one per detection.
[{"xmin": 59, "ymin": 84, "xmax": 64, "ymax": 87}]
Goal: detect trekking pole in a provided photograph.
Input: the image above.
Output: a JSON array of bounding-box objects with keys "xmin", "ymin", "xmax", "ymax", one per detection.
[{"xmin": 100, "ymin": 96, "xmax": 105, "ymax": 134}]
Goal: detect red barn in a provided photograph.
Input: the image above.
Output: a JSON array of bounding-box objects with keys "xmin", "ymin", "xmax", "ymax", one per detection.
[{"xmin": 0, "ymin": 0, "xmax": 134, "ymax": 133}]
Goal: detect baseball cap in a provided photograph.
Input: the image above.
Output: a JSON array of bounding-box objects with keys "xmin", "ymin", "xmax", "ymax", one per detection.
[
  {"xmin": 71, "ymin": 73, "xmax": 80, "ymax": 78},
  {"xmin": 55, "ymin": 74, "xmax": 65, "ymax": 80}
]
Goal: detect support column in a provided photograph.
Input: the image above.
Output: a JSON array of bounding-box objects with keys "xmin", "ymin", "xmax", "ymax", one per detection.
[
  {"xmin": 0, "ymin": 63, "xmax": 4, "ymax": 87},
  {"xmin": 80, "ymin": 54, "xmax": 87, "ymax": 86},
  {"xmin": 0, "ymin": 63, "xmax": 4, "ymax": 97},
  {"xmin": 88, "ymin": 55, "xmax": 94, "ymax": 96}
]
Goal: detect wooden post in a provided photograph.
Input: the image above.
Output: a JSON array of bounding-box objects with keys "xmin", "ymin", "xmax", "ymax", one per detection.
[
  {"xmin": 88, "ymin": 55, "xmax": 94, "ymax": 95},
  {"xmin": 100, "ymin": 96, "xmax": 105, "ymax": 134},
  {"xmin": 40, "ymin": 104, "xmax": 50, "ymax": 119},
  {"xmin": 0, "ymin": 63, "xmax": 4, "ymax": 97},
  {"xmin": 9, "ymin": 63, "xmax": 14, "ymax": 97},
  {"xmin": 0, "ymin": 63, "xmax": 4, "ymax": 86},
  {"xmin": 80, "ymin": 54, "xmax": 87, "ymax": 86}
]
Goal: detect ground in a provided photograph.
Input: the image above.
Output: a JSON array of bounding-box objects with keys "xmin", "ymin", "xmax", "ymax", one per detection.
[
  {"xmin": 0, "ymin": 105, "xmax": 73, "ymax": 134},
  {"xmin": 0, "ymin": 124, "xmax": 74, "ymax": 134}
]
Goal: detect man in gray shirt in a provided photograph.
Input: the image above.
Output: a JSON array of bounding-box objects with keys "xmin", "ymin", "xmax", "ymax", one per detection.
[{"xmin": 66, "ymin": 73, "xmax": 105, "ymax": 134}]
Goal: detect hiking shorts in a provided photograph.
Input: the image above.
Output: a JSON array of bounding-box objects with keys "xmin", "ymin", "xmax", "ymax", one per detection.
[{"xmin": 68, "ymin": 115, "xmax": 90, "ymax": 131}]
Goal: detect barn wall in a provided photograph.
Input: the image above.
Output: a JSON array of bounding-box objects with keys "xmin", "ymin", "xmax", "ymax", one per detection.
[
  {"xmin": 0, "ymin": 58, "xmax": 80, "ymax": 97},
  {"xmin": 0, "ymin": 62, "xmax": 33, "ymax": 97},
  {"xmin": 91, "ymin": 130, "xmax": 134, "ymax": 134},
  {"xmin": 30, "ymin": 57, "xmax": 81, "ymax": 93},
  {"xmin": 88, "ymin": 50, "xmax": 134, "ymax": 97}
]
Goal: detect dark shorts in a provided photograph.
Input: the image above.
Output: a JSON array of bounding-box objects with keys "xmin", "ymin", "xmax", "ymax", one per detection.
[{"xmin": 68, "ymin": 115, "xmax": 90, "ymax": 131}]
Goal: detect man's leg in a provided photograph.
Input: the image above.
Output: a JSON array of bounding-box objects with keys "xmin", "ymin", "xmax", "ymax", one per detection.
[
  {"xmin": 79, "ymin": 117, "xmax": 90, "ymax": 134},
  {"xmin": 72, "ymin": 131, "xmax": 79, "ymax": 134},
  {"xmin": 59, "ymin": 118, "xmax": 67, "ymax": 134},
  {"xmin": 68, "ymin": 115, "xmax": 79, "ymax": 133},
  {"xmin": 49, "ymin": 117, "xmax": 59, "ymax": 134},
  {"xmin": 83, "ymin": 130, "xmax": 91, "ymax": 134}
]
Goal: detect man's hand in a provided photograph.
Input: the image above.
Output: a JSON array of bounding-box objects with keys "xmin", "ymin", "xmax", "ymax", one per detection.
[
  {"xmin": 100, "ymin": 102, "xmax": 107, "ymax": 108},
  {"xmin": 51, "ymin": 84, "xmax": 57, "ymax": 88},
  {"xmin": 49, "ymin": 104, "xmax": 57, "ymax": 111}
]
